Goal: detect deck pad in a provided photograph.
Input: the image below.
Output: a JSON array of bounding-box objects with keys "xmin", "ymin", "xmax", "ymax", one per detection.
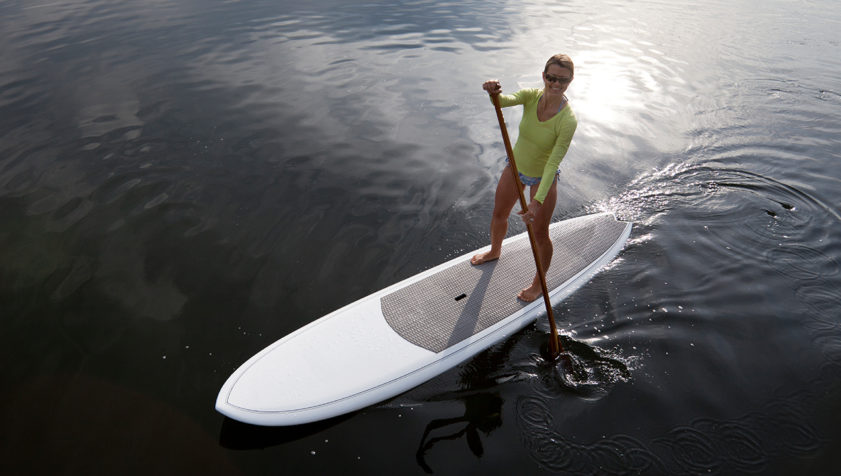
[{"xmin": 382, "ymin": 213, "xmax": 627, "ymax": 352}]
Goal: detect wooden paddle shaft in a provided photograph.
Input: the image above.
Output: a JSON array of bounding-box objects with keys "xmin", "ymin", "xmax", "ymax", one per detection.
[{"xmin": 490, "ymin": 93, "xmax": 562, "ymax": 357}]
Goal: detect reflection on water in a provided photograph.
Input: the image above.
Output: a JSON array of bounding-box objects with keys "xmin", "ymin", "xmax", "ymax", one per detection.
[
  {"xmin": 415, "ymin": 393, "xmax": 503, "ymax": 474},
  {"xmin": 2, "ymin": 0, "xmax": 841, "ymax": 474}
]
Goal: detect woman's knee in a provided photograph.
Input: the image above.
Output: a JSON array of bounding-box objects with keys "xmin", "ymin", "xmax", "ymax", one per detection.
[
  {"xmin": 491, "ymin": 209, "xmax": 510, "ymax": 222},
  {"xmin": 534, "ymin": 232, "xmax": 552, "ymax": 246}
]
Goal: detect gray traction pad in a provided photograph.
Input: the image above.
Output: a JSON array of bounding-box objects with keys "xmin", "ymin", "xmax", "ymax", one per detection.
[{"xmin": 381, "ymin": 214, "xmax": 627, "ymax": 353}]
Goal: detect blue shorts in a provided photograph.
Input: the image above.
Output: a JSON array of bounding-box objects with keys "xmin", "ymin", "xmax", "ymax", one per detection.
[{"xmin": 505, "ymin": 161, "xmax": 559, "ymax": 186}]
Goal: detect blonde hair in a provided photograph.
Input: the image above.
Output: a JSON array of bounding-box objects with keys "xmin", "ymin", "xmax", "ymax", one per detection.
[{"xmin": 544, "ymin": 54, "xmax": 574, "ymax": 77}]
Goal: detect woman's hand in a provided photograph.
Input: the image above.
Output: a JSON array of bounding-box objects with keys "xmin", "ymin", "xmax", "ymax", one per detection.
[
  {"xmin": 482, "ymin": 80, "xmax": 502, "ymax": 95},
  {"xmin": 518, "ymin": 200, "xmax": 542, "ymax": 224}
]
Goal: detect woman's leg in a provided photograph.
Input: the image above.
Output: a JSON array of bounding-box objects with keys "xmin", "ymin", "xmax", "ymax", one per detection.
[
  {"xmin": 471, "ymin": 169, "xmax": 522, "ymax": 265},
  {"xmin": 517, "ymin": 177, "xmax": 559, "ymax": 302}
]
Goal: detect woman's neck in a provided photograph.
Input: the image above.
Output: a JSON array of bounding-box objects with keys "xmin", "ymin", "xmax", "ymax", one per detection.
[{"xmin": 541, "ymin": 92, "xmax": 566, "ymax": 111}]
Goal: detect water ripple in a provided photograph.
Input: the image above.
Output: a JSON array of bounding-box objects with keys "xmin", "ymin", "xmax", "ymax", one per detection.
[
  {"xmin": 654, "ymin": 426, "xmax": 722, "ymax": 474},
  {"xmin": 597, "ymin": 162, "xmax": 841, "ymax": 282},
  {"xmin": 516, "ymin": 390, "xmax": 823, "ymax": 474},
  {"xmin": 516, "ymin": 394, "xmax": 665, "ymax": 474}
]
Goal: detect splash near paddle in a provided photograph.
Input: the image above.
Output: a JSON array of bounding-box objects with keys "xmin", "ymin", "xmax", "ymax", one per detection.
[{"xmin": 216, "ymin": 212, "xmax": 631, "ymax": 426}]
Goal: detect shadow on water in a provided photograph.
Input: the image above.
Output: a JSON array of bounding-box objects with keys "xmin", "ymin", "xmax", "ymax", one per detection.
[
  {"xmin": 407, "ymin": 329, "xmax": 633, "ymax": 473},
  {"xmin": 403, "ymin": 331, "xmax": 520, "ymax": 473},
  {"xmin": 415, "ymin": 392, "xmax": 503, "ymax": 474}
]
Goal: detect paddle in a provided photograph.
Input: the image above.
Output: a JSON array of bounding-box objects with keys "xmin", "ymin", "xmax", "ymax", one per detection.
[{"xmin": 489, "ymin": 93, "xmax": 563, "ymax": 359}]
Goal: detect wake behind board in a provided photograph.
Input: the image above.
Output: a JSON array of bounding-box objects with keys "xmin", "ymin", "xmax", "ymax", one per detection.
[{"xmin": 216, "ymin": 212, "xmax": 631, "ymax": 426}]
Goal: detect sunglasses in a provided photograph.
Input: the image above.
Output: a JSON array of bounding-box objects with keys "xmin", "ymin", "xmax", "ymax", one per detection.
[{"xmin": 544, "ymin": 73, "xmax": 572, "ymax": 84}]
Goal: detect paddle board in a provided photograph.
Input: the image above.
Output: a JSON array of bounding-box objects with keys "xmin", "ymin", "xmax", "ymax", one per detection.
[{"xmin": 216, "ymin": 212, "xmax": 631, "ymax": 426}]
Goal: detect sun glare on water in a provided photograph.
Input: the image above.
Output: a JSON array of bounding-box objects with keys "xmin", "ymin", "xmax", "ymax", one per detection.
[{"xmin": 569, "ymin": 49, "xmax": 639, "ymax": 134}]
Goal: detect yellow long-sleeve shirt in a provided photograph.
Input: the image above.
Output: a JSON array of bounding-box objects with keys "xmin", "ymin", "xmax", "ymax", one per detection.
[{"xmin": 497, "ymin": 88, "xmax": 577, "ymax": 203}]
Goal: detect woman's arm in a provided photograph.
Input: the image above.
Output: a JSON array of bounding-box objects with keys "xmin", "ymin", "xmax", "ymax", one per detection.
[
  {"xmin": 482, "ymin": 81, "xmax": 530, "ymax": 107},
  {"xmin": 532, "ymin": 114, "xmax": 577, "ymax": 204}
]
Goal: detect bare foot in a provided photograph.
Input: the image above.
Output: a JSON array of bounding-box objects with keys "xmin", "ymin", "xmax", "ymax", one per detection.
[
  {"xmin": 517, "ymin": 283, "xmax": 543, "ymax": 302},
  {"xmin": 470, "ymin": 251, "xmax": 499, "ymax": 265}
]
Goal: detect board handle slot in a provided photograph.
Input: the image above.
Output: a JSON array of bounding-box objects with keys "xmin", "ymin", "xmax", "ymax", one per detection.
[{"xmin": 454, "ymin": 293, "xmax": 467, "ymax": 301}]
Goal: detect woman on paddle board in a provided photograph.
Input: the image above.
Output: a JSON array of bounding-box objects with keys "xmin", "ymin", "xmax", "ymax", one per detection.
[{"xmin": 471, "ymin": 54, "xmax": 578, "ymax": 302}]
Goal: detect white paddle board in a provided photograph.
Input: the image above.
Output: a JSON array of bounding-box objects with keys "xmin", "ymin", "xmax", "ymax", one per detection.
[{"xmin": 216, "ymin": 212, "xmax": 631, "ymax": 426}]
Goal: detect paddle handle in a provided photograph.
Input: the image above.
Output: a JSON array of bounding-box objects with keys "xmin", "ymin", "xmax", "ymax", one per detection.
[{"xmin": 490, "ymin": 93, "xmax": 562, "ymax": 358}]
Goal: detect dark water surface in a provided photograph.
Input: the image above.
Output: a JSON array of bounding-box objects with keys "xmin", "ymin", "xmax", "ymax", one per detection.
[{"xmin": 2, "ymin": 0, "xmax": 841, "ymax": 474}]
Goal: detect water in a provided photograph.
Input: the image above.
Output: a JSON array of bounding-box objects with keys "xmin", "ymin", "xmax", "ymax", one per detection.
[{"xmin": 2, "ymin": 0, "xmax": 840, "ymax": 473}]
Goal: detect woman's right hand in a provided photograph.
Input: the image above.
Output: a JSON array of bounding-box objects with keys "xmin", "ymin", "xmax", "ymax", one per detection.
[{"xmin": 482, "ymin": 80, "xmax": 502, "ymax": 95}]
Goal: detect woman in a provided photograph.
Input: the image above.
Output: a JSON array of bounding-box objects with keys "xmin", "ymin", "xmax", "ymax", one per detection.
[{"xmin": 471, "ymin": 54, "xmax": 578, "ymax": 302}]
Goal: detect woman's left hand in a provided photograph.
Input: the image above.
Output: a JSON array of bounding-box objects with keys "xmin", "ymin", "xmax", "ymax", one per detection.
[{"xmin": 518, "ymin": 200, "xmax": 542, "ymax": 224}]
